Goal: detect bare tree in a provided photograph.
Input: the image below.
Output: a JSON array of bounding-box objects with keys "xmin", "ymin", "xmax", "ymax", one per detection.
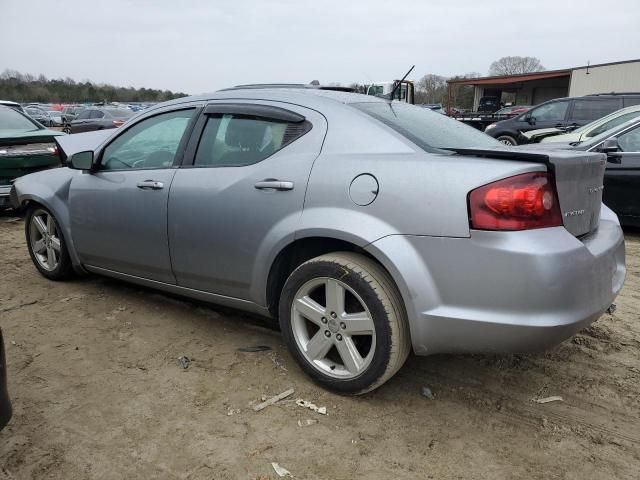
[
  {"xmin": 488, "ymin": 56, "xmax": 545, "ymax": 76},
  {"xmin": 416, "ymin": 74, "xmax": 447, "ymax": 104}
]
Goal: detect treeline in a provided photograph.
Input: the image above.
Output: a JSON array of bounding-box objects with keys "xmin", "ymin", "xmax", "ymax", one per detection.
[{"xmin": 0, "ymin": 70, "xmax": 188, "ymax": 103}]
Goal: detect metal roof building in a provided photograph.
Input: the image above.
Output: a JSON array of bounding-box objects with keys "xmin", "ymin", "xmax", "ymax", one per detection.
[{"xmin": 448, "ymin": 58, "xmax": 640, "ymax": 110}]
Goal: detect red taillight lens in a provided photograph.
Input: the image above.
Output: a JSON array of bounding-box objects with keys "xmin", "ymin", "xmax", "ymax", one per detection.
[
  {"xmin": 112, "ymin": 120, "xmax": 125, "ymax": 127},
  {"xmin": 468, "ymin": 172, "xmax": 562, "ymax": 231}
]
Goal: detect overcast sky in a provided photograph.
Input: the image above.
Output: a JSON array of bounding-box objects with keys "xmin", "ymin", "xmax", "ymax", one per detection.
[{"xmin": 2, "ymin": 0, "xmax": 639, "ymax": 94}]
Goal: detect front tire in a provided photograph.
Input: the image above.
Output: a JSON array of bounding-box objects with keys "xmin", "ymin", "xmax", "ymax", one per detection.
[
  {"xmin": 496, "ymin": 134, "xmax": 518, "ymax": 146},
  {"xmin": 25, "ymin": 206, "xmax": 74, "ymax": 280},
  {"xmin": 279, "ymin": 252, "xmax": 410, "ymax": 394}
]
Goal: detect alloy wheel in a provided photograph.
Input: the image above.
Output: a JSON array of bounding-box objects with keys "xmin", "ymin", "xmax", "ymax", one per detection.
[
  {"xmin": 291, "ymin": 277, "xmax": 376, "ymax": 379},
  {"xmin": 29, "ymin": 209, "xmax": 61, "ymax": 271}
]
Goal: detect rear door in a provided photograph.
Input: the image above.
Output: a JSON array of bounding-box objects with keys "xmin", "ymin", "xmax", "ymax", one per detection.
[
  {"xmin": 71, "ymin": 109, "xmax": 92, "ymax": 132},
  {"xmin": 602, "ymin": 123, "xmax": 640, "ymax": 224},
  {"xmin": 168, "ymin": 102, "xmax": 327, "ymax": 302},
  {"xmin": 568, "ymin": 98, "xmax": 622, "ymax": 130}
]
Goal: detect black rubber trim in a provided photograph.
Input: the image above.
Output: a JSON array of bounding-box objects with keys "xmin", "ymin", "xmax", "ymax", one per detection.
[
  {"xmin": 446, "ymin": 147, "xmax": 552, "ymax": 164},
  {"xmin": 204, "ymin": 103, "xmax": 305, "ymax": 123}
]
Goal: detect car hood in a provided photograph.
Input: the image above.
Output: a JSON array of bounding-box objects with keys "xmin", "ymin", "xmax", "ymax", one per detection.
[
  {"xmin": 54, "ymin": 129, "xmax": 112, "ymax": 162},
  {"xmin": 541, "ymin": 132, "xmax": 582, "ymax": 144},
  {"xmin": 522, "ymin": 127, "xmax": 563, "ymax": 141}
]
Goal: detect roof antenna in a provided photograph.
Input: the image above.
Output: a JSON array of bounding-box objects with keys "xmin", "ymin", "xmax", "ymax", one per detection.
[
  {"xmin": 388, "ymin": 65, "xmax": 415, "ymax": 101},
  {"xmin": 586, "ymin": 60, "xmax": 590, "ymax": 75}
]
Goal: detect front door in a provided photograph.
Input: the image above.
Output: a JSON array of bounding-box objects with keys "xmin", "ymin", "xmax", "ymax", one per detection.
[
  {"xmin": 69, "ymin": 107, "xmax": 198, "ymax": 282},
  {"xmin": 603, "ymin": 124, "xmax": 640, "ymax": 224},
  {"xmin": 168, "ymin": 102, "xmax": 327, "ymax": 302},
  {"xmin": 522, "ymin": 100, "xmax": 570, "ymax": 133}
]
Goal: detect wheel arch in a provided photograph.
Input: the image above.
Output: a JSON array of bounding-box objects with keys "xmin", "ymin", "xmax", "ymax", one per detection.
[
  {"xmin": 264, "ymin": 234, "xmax": 395, "ymax": 319},
  {"xmin": 15, "ymin": 189, "xmax": 84, "ymax": 272}
]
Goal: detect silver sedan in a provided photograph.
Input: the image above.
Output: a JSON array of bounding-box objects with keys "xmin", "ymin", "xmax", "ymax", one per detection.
[{"xmin": 11, "ymin": 87, "xmax": 625, "ymax": 394}]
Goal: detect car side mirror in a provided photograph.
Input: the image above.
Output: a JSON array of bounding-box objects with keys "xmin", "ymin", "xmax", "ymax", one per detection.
[
  {"xmin": 600, "ymin": 137, "xmax": 622, "ymax": 164},
  {"xmin": 525, "ymin": 113, "xmax": 535, "ymax": 125},
  {"xmin": 69, "ymin": 151, "xmax": 95, "ymax": 170}
]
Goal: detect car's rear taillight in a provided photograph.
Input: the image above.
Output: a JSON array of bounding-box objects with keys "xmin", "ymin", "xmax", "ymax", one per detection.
[
  {"xmin": 468, "ymin": 172, "xmax": 562, "ymax": 231},
  {"xmin": 112, "ymin": 120, "xmax": 125, "ymax": 127}
]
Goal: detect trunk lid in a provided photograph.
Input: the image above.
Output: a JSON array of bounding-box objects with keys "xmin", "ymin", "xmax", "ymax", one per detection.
[
  {"xmin": 450, "ymin": 147, "xmax": 606, "ymax": 237},
  {"xmin": 0, "ymin": 132, "xmax": 63, "ymax": 186}
]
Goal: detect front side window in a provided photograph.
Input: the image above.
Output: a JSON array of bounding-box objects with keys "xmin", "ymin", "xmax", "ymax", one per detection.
[
  {"xmin": 617, "ymin": 126, "xmax": 640, "ymax": 152},
  {"xmin": 90, "ymin": 110, "xmax": 105, "ymax": 119},
  {"xmin": 101, "ymin": 109, "xmax": 194, "ymax": 170},
  {"xmin": 353, "ymin": 102, "xmax": 500, "ymax": 152},
  {"xmin": 571, "ymin": 99, "xmax": 620, "ymax": 121},
  {"xmin": 76, "ymin": 110, "xmax": 91, "ymax": 120},
  {"xmin": 529, "ymin": 101, "xmax": 569, "ymax": 122},
  {"xmin": 194, "ymin": 114, "xmax": 306, "ymax": 167}
]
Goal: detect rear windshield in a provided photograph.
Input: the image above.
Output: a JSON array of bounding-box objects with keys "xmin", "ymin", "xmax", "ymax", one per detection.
[
  {"xmin": 0, "ymin": 106, "xmax": 40, "ymax": 131},
  {"xmin": 352, "ymin": 102, "xmax": 501, "ymax": 152}
]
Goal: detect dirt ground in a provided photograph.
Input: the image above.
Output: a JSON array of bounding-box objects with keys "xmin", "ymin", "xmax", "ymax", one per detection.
[{"xmin": 1, "ymin": 213, "xmax": 639, "ymax": 480}]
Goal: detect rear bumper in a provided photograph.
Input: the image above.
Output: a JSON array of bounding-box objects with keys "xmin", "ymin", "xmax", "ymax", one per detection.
[
  {"xmin": 0, "ymin": 329, "xmax": 12, "ymax": 430},
  {"xmin": 367, "ymin": 207, "xmax": 626, "ymax": 355}
]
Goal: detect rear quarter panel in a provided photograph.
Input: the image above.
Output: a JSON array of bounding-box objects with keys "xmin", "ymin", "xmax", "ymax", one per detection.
[{"xmin": 299, "ymin": 151, "xmax": 547, "ymax": 241}]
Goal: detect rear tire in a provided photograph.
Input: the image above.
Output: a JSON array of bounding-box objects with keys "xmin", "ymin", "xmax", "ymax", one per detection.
[
  {"xmin": 279, "ymin": 252, "xmax": 410, "ymax": 394},
  {"xmin": 496, "ymin": 135, "xmax": 518, "ymax": 146},
  {"xmin": 25, "ymin": 206, "xmax": 74, "ymax": 281}
]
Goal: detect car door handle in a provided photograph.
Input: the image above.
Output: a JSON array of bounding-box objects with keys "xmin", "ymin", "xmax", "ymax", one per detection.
[
  {"xmin": 136, "ymin": 180, "xmax": 164, "ymax": 190},
  {"xmin": 254, "ymin": 180, "xmax": 294, "ymax": 191}
]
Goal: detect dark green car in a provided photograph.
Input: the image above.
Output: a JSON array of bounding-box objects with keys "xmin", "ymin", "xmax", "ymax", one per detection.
[{"xmin": 0, "ymin": 105, "xmax": 64, "ymax": 208}]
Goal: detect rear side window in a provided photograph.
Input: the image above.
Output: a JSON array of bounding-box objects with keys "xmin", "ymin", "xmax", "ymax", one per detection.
[
  {"xmin": 194, "ymin": 114, "xmax": 310, "ymax": 167},
  {"xmin": 571, "ymin": 99, "xmax": 620, "ymax": 121}
]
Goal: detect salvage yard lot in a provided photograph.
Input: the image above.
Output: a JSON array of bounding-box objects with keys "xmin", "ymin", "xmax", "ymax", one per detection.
[{"xmin": 0, "ymin": 214, "xmax": 639, "ymax": 480}]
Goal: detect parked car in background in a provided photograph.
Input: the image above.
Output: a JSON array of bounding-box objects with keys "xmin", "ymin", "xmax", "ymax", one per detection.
[
  {"xmin": 494, "ymin": 105, "xmax": 531, "ymax": 117},
  {"xmin": 0, "ymin": 105, "xmax": 64, "ymax": 208},
  {"xmin": 11, "ymin": 88, "xmax": 625, "ymax": 394},
  {"xmin": 477, "ymin": 96, "xmax": 501, "ymax": 113},
  {"xmin": 65, "ymin": 107, "xmax": 135, "ymax": 134},
  {"xmin": 47, "ymin": 110, "xmax": 64, "ymax": 127},
  {"xmin": 522, "ymin": 116, "xmax": 640, "ymax": 227},
  {"xmin": 485, "ymin": 93, "xmax": 640, "ymax": 145},
  {"xmin": 421, "ymin": 103, "xmax": 446, "ymax": 114},
  {"xmin": 61, "ymin": 105, "xmax": 85, "ymax": 124},
  {"xmin": 25, "ymin": 106, "xmax": 52, "ymax": 126},
  {"xmin": 0, "ymin": 328, "xmax": 11, "ymax": 430},
  {"xmin": 523, "ymin": 105, "xmax": 640, "ymax": 144},
  {"xmin": 0, "ymin": 100, "xmax": 24, "ymax": 113}
]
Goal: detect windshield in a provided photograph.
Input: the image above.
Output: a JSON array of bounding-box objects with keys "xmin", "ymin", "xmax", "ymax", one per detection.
[
  {"xmin": 0, "ymin": 106, "xmax": 41, "ymax": 131},
  {"xmin": 578, "ymin": 117, "xmax": 640, "ymax": 149},
  {"xmin": 583, "ymin": 111, "xmax": 640, "ymax": 138},
  {"xmin": 353, "ymin": 102, "xmax": 501, "ymax": 152}
]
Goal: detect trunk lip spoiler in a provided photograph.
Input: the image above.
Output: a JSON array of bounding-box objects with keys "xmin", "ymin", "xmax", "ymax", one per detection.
[{"xmin": 443, "ymin": 147, "xmax": 552, "ymax": 164}]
